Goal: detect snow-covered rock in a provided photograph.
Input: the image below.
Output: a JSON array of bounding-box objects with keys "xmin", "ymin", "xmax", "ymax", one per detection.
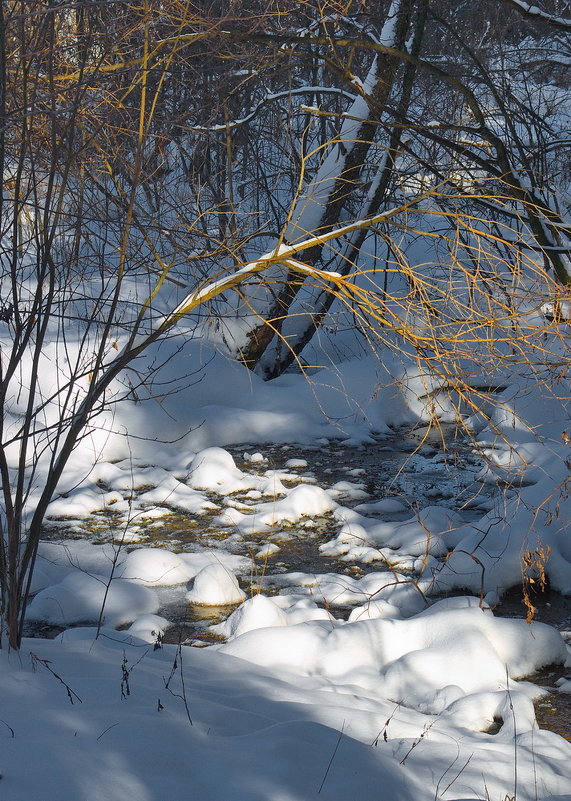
[{"xmin": 186, "ymin": 563, "xmax": 246, "ymax": 605}]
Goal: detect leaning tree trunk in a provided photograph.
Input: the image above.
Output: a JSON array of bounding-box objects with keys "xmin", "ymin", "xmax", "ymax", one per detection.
[
  {"xmin": 255, "ymin": 0, "xmax": 430, "ymax": 378},
  {"xmin": 239, "ymin": 0, "xmax": 422, "ymax": 378}
]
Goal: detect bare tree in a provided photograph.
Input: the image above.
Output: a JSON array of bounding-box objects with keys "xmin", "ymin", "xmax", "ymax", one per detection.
[
  {"xmin": 191, "ymin": 0, "xmax": 570, "ymax": 375},
  {"xmin": 0, "ymin": 0, "xmax": 568, "ymax": 648}
]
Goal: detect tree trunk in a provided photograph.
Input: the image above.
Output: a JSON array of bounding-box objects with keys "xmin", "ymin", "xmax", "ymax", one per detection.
[{"xmin": 239, "ymin": 0, "xmax": 421, "ymax": 377}]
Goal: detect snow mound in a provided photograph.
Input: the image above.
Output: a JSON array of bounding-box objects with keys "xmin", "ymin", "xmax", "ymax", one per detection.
[
  {"xmin": 326, "ymin": 506, "xmax": 462, "ymax": 560},
  {"xmin": 219, "ymin": 599, "xmax": 567, "ymax": 714},
  {"xmin": 127, "ymin": 614, "xmax": 171, "ymax": 643},
  {"xmin": 27, "ymin": 570, "xmax": 159, "ymax": 627},
  {"xmin": 225, "ymin": 483, "xmax": 338, "ymax": 534},
  {"xmin": 214, "ymin": 593, "xmax": 334, "ymax": 640},
  {"xmin": 187, "ymin": 446, "xmax": 285, "ymax": 495},
  {"xmin": 120, "ymin": 548, "xmax": 194, "ymax": 585},
  {"xmin": 216, "ymin": 594, "xmax": 289, "ymax": 638},
  {"xmin": 186, "ymin": 563, "xmax": 246, "ymax": 605}
]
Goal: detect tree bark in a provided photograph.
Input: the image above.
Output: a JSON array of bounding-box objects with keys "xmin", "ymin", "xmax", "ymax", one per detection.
[{"xmin": 239, "ymin": 0, "xmax": 421, "ymax": 377}]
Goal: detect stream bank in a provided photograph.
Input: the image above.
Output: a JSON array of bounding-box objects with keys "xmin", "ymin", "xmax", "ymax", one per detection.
[{"xmin": 33, "ymin": 425, "xmax": 571, "ymax": 740}]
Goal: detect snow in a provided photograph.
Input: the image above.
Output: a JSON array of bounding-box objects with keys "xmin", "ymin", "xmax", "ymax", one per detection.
[
  {"xmin": 219, "ymin": 483, "xmax": 338, "ymax": 534},
  {"xmin": 323, "ymin": 504, "xmax": 462, "ymax": 558},
  {"xmin": 255, "ymin": 542, "xmax": 281, "ymax": 559},
  {"xmin": 2, "ymin": 599, "xmax": 569, "ymax": 801},
  {"xmin": 185, "ymin": 563, "xmax": 246, "ymax": 605},
  {"xmin": 187, "ymin": 446, "xmax": 284, "ymax": 496},
  {"xmin": 4, "ymin": 224, "xmax": 571, "ymax": 801},
  {"xmin": 27, "ymin": 570, "xmax": 160, "ymax": 628},
  {"xmin": 284, "ymin": 458, "xmax": 308, "ymax": 469},
  {"xmin": 119, "ymin": 549, "xmax": 195, "ymax": 585},
  {"xmin": 2, "ymin": 331, "xmax": 570, "ymax": 799}
]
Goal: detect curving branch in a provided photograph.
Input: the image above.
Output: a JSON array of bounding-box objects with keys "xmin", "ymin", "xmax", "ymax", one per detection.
[
  {"xmin": 498, "ymin": 0, "xmax": 571, "ymax": 31},
  {"xmin": 187, "ymin": 86, "xmax": 356, "ymax": 132}
]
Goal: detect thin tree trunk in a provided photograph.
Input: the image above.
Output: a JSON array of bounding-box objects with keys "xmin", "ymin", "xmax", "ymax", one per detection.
[{"xmin": 240, "ymin": 0, "xmax": 419, "ymax": 377}]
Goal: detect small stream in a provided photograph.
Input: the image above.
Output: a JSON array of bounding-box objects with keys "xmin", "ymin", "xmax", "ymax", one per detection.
[
  {"xmin": 149, "ymin": 424, "xmax": 495, "ymax": 641},
  {"xmin": 37, "ymin": 424, "xmax": 571, "ymax": 740}
]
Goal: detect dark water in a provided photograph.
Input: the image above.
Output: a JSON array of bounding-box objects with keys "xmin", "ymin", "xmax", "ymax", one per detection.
[
  {"xmin": 36, "ymin": 424, "xmax": 571, "ymax": 739},
  {"xmin": 241, "ymin": 425, "xmax": 494, "ymax": 518},
  {"xmin": 229, "ymin": 431, "xmax": 571, "ymax": 741},
  {"xmin": 534, "ymin": 664, "xmax": 571, "ymax": 741}
]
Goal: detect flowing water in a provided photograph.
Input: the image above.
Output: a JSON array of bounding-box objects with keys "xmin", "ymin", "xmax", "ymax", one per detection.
[
  {"xmin": 37, "ymin": 424, "xmax": 571, "ymax": 739},
  {"xmin": 149, "ymin": 424, "xmax": 494, "ymax": 641}
]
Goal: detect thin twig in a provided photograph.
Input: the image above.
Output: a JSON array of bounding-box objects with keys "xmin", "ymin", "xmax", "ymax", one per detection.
[
  {"xmin": 506, "ymin": 666, "xmax": 518, "ymax": 801},
  {"xmin": 0, "ymin": 718, "xmax": 14, "ymax": 738},
  {"xmin": 399, "ymin": 718, "xmax": 435, "ymax": 765},
  {"xmin": 30, "ymin": 653, "xmax": 82, "ymax": 705},
  {"xmin": 163, "ymin": 643, "xmax": 193, "ymax": 726},
  {"xmin": 97, "ymin": 723, "xmax": 120, "ymax": 741},
  {"xmin": 318, "ymin": 721, "xmax": 345, "ymax": 795}
]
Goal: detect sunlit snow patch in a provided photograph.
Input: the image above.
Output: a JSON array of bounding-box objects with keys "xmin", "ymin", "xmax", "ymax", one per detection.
[{"xmin": 185, "ymin": 563, "xmax": 246, "ymax": 606}]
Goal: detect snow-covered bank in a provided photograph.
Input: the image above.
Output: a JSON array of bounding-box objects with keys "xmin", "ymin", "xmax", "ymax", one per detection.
[
  {"xmin": 430, "ymin": 378, "xmax": 571, "ymax": 598},
  {"xmin": 1, "ymin": 604, "xmax": 569, "ymax": 801},
  {"xmin": 4, "ymin": 338, "xmax": 571, "ymax": 800}
]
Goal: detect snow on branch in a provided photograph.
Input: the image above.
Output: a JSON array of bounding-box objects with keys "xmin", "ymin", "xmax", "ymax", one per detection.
[
  {"xmin": 188, "ymin": 87, "xmax": 356, "ymax": 133},
  {"xmin": 160, "ymin": 190, "xmax": 435, "ymax": 330},
  {"xmin": 500, "ymin": 0, "xmax": 571, "ymax": 30}
]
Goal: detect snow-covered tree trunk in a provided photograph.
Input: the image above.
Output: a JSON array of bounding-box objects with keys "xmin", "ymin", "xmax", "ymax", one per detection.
[
  {"xmin": 257, "ymin": 0, "xmax": 430, "ymax": 377},
  {"xmin": 239, "ymin": 0, "xmax": 422, "ymax": 378}
]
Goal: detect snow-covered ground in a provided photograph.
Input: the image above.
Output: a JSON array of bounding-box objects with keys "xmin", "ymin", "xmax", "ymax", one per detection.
[{"xmin": 3, "ymin": 339, "xmax": 571, "ymax": 800}]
